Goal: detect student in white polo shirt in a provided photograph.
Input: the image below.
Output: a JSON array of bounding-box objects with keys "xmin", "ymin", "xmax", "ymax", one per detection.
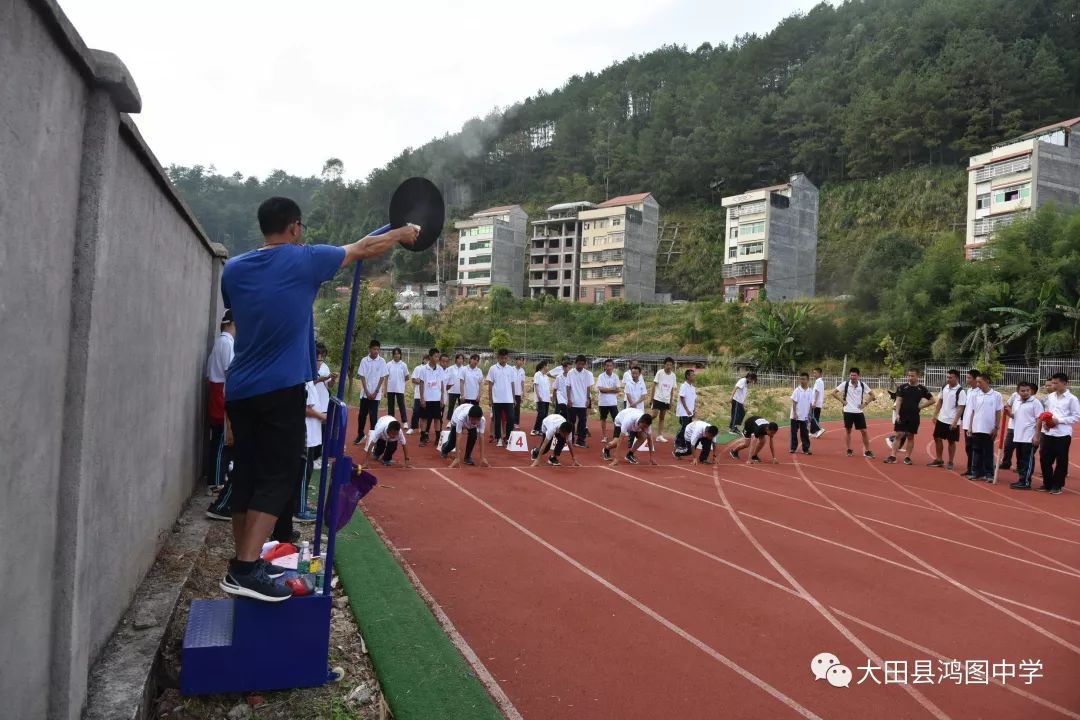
[
  {"xmin": 602, "ymin": 407, "xmax": 657, "ymax": 466},
  {"xmin": 676, "ymin": 369, "xmax": 697, "ymax": 434},
  {"xmin": 441, "ymin": 403, "xmax": 491, "ymax": 468},
  {"xmin": 929, "ymin": 369, "xmax": 967, "ymax": 470},
  {"xmin": 513, "ymin": 356, "xmax": 527, "ymax": 429},
  {"xmin": 353, "ymin": 340, "xmax": 388, "ymax": 445},
  {"xmin": 621, "ymin": 361, "xmax": 638, "ymax": 410},
  {"xmin": 831, "ymin": 367, "xmax": 876, "ymax": 458},
  {"xmin": 809, "ymin": 368, "xmax": 826, "ymax": 438},
  {"xmin": 531, "ymin": 360, "xmax": 551, "ymax": 436},
  {"xmin": 624, "ymin": 366, "xmax": 648, "ymax": 411},
  {"xmin": 1035, "ymin": 372, "xmax": 1080, "ymax": 494},
  {"xmin": 445, "ymin": 353, "xmax": 464, "ymax": 420},
  {"xmin": 487, "ymin": 349, "xmax": 517, "ymax": 446},
  {"xmin": 790, "ymin": 372, "xmax": 815, "ymax": 455},
  {"xmin": 729, "ymin": 372, "xmax": 757, "ymax": 433},
  {"xmin": 552, "ymin": 358, "xmax": 572, "ymax": 417},
  {"xmin": 650, "ymin": 357, "xmax": 677, "ymax": 442},
  {"xmin": 674, "ymin": 420, "xmax": 720, "ymax": 464},
  {"xmin": 364, "ymin": 414, "xmax": 412, "ymax": 467},
  {"xmin": 407, "ymin": 354, "xmax": 427, "ymax": 434},
  {"xmin": 567, "ymin": 355, "xmax": 595, "ymax": 447},
  {"xmin": 962, "ymin": 372, "xmax": 1003, "ymax": 482},
  {"xmin": 416, "ymin": 348, "xmax": 446, "ymax": 446},
  {"xmin": 530, "ymin": 413, "xmax": 580, "ymax": 467},
  {"xmin": 596, "ymin": 359, "xmax": 622, "ymax": 442},
  {"xmin": 203, "ymin": 309, "xmax": 235, "ymax": 493},
  {"xmin": 385, "ymin": 347, "xmax": 410, "ymax": 425},
  {"xmin": 460, "ymin": 353, "xmax": 484, "ymax": 408},
  {"xmin": 1006, "ymin": 381, "xmax": 1043, "ymax": 490}
]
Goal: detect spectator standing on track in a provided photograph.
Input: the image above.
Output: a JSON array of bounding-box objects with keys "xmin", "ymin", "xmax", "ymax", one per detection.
[
  {"xmin": 530, "ymin": 413, "xmax": 581, "ymax": 467},
  {"xmin": 353, "ymin": 340, "xmax": 387, "ymax": 445},
  {"xmin": 621, "ymin": 360, "xmax": 639, "ymax": 410},
  {"xmin": 790, "ymin": 372, "xmax": 815, "ymax": 455},
  {"xmin": 487, "ymin": 349, "xmax": 517, "ymax": 447},
  {"xmin": 651, "ymin": 357, "xmax": 677, "ymax": 443},
  {"xmin": 442, "ymin": 403, "xmax": 491, "ymax": 468},
  {"xmin": 513, "ymin": 356, "xmax": 527, "ymax": 430},
  {"xmin": 417, "ymin": 349, "xmax": 446, "ymax": 446},
  {"xmin": 729, "ymin": 371, "xmax": 757, "ymax": 434},
  {"xmin": 203, "ymin": 309, "xmax": 235, "ymax": 493},
  {"xmin": 884, "ymin": 368, "xmax": 934, "ymax": 466},
  {"xmin": 674, "ymin": 421, "xmax": 720, "ymax": 465},
  {"xmin": 461, "ymin": 354, "xmax": 484, "ymax": 409},
  {"xmin": 928, "ymin": 369, "xmax": 966, "ymax": 470},
  {"xmin": 567, "ymin": 355, "xmax": 595, "ymax": 448},
  {"xmin": 1035, "ymin": 372, "xmax": 1080, "ymax": 495},
  {"xmin": 728, "ymin": 416, "xmax": 780, "ymax": 464},
  {"xmin": 385, "ymin": 347, "xmax": 410, "ymax": 425},
  {"xmin": 532, "ymin": 360, "xmax": 551, "ymax": 436},
  {"xmin": 676, "ymin": 369, "xmax": 697, "ymax": 435},
  {"xmin": 596, "ymin": 359, "xmax": 622, "ymax": 442},
  {"xmin": 832, "ymin": 368, "xmax": 876, "ymax": 459},
  {"xmin": 624, "ymin": 366, "xmax": 648, "ymax": 411},
  {"xmin": 963, "ymin": 369, "xmax": 980, "ymax": 475},
  {"xmin": 999, "ymin": 384, "xmax": 1020, "ymax": 472},
  {"xmin": 1006, "ymin": 382, "xmax": 1043, "ymax": 490},
  {"xmin": 553, "ymin": 358, "xmax": 572, "ymax": 417},
  {"xmin": 407, "ymin": 353, "xmax": 427, "ymax": 435},
  {"xmin": 445, "ymin": 353, "xmax": 464, "ymax": 421},
  {"xmin": 809, "ymin": 368, "xmax": 826, "ymax": 438},
  {"xmin": 436, "ymin": 354, "xmax": 452, "ymax": 435},
  {"xmin": 962, "ymin": 373, "xmax": 1003, "ymax": 483}
]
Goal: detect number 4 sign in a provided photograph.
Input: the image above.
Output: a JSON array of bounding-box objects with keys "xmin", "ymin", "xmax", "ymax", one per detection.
[{"xmin": 507, "ymin": 430, "xmax": 529, "ymax": 452}]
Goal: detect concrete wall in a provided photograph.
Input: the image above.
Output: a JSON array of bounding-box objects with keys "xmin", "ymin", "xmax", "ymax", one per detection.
[
  {"xmin": 765, "ymin": 174, "xmax": 818, "ymax": 301},
  {"xmin": 0, "ymin": 2, "xmax": 226, "ymax": 718},
  {"xmin": 1035, "ymin": 141, "xmax": 1080, "ymax": 212}
]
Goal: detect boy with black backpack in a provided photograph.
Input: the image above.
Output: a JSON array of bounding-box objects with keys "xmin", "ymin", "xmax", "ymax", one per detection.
[
  {"xmin": 832, "ymin": 368, "xmax": 876, "ymax": 458},
  {"xmin": 929, "ymin": 369, "xmax": 967, "ymax": 469},
  {"xmin": 884, "ymin": 368, "xmax": 934, "ymax": 465}
]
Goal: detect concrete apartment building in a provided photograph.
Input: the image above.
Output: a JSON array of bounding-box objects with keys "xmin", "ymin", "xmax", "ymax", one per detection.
[
  {"xmin": 453, "ymin": 205, "xmax": 527, "ymax": 298},
  {"xmin": 965, "ymin": 116, "xmax": 1080, "ymax": 260},
  {"xmin": 529, "ymin": 201, "xmax": 594, "ymax": 300},
  {"xmin": 720, "ymin": 174, "xmax": 819, "ymax": 302},
  {"xmin": 577, "ymin": 193, "xmax": 660, "ymax": 303}
]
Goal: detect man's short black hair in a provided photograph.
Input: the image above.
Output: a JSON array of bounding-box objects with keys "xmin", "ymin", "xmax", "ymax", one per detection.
[
  {"xmin": 387, "ymin": 420, "xmax": 401, "ymax": 434},
  {"xmin": 906, "ymin": 367, "xmax": 919, "ymax": 375},
  {"xmin": 498, "ymin": 348, "xmax": 509, "ymax": 357},
  {"xmin": 705, "ymin": 425, "xmax": 719, "ymax": 437},
  {"xmin": 429, "ymin": 347, "xmax": 440, "ymax": 357},
  {"xmin": 468, "ymin": 405, "xmax": 483, "ymax": 418},
  {"xmin": 639, "ymin": 413, "xmax": 653, "ymax": 425},
  {"xmin": 316, "ymin": 342, "xmax": 328, "ymax": 355},
  {"xmin": 850, "ymin": 367, "xmax": 861, "ymax": 375},
  {"xmin": 685, "ymin": 369, "xmax": 695, "ymax": 380},
  {"xmin": 1051, "ymin": 372, "xmax": 1070, "ymax": 383},
  {"xmin": 1017, "ymin": 381, "xmax": 1038, "ymax": 391},
  {"xmin": 766, "ymin": 422, "xmax": 779, "ymax": 433},
  {"xmin": 257, "ymin": 197, "xmax": 302, "ymax": 235},
  {"xmin": 968, "ymin": 369, "xmax": 980, "ymax": 379},
  {"xmin": 800, "ymin": 372, "xmax": 810, "ymax": 379},
  {"xmin": 536, "ymin": 360, "xmax": 548, "ymax": 372},
  {"xmin": 370, "ymin": 339, "xmax": 381, "ymax": 349},
  {"xmin": 604, "ymin": 358, "xmax": 614, "ymax": 365},
  {"xmin": 747, "ymin": 372, "xmax": 758, "ymax": 381},
  {"xmin": 470, "ymin": 354, "xmax": 480, "ymax": 361},
  {"xmin": 575, "ymin": 354, "xmax": 587, "ymax": 363},
  {"xmin": 559, "ymin": 421, "xmax": 573, "ymax": 434},
  {"xmin": 977, "ymin": 372, "xmax": 992, "ymax": 382},
  {"xmin": 947, "ymin": 369, "xmax": 960, "ymax": 379},
  {"xmin": 455, "ymin": 353, "xmax": 464, "ymax": 361},
  {"xmin": 813, "ymin": 368, "xmax": 822, "ymax": 374},
  {"xmin": 392, "ymin": 347, "xmax": 402, "ymax": 356},
  {"xmin": 663, "ymin": 356, "xmax": 674, "ymax": 365},
  {"xmin": 562, "ymin": 359, "xmax": 572, "ymax": 367}
]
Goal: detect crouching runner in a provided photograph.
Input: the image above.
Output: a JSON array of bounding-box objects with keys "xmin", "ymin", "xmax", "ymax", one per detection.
[
  {"xmin": 365, "ymin": 415, "xmax": 413, "ymax": 467},
  {"xmin": 442, "ymin": 403, "xmax": 491, "ymax": 468},
  {"xmin": 603, "ymin": 408, "xmax": 657, "ymax": 466},
  {"xmin": 728, "ymin": 415, "xmax": 779, "ymax": 464},
  {"xmin": 674, "ymin": 420, "xmax": 720, "ymax": 464},
  {"xmin": 531, "ymin": 413, "xmax": 581, "ymax": 467}
]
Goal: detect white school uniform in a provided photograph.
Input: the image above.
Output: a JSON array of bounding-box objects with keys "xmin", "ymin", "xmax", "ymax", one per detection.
[
  {"xmin": 624, "ymin": 377, "xmax": 648, "ymax": 410},
  {"xmin": 813, "ymin": 377, "xmax": 825, "ymax": 409},
  {"xmin": 935, "ymin": 383, "xmax": 967, "ymax": 424},
  {"xmin": 487, "ymin": 363, "xmax": 517, "ymax": 404},
  {"xmin": 304, "ymin": 382, "xmax": 322, "ymax": 448},
  {"xmin": 386, "ymin": 360, "xmax": 409, "ymax": 394},
  {"xmin": 614, "ymin": 407, "xmax": 649, "ymax": 435},
  {"xmin": 677, "ymin": 382, "xmax": 697, "ymax": 417},
  {"xmin": 206, "ymin": 332, "xmax": 234, "ymax": 383},
  {"xmin": 733, "ymin": 377, "xmax": 749, "ymax": 405},
  {"xmin": 597, "ymin": 371, "xmax": 621, "ymax": 407},
  {"xmin": 418, "ymin": 364, "xmax": 446, "ymax": 403},
  {"xmin": 542, "ymin": 414, "xmax": 567, "ymax": 441},
  {"xmin": 567, "ymin": 368, "xmax": 594, "ymax": 407},
  {"xmin": 514, "ymin": 367, "xmax": 526, "ymax": 397},
  {"xmin": 790, "ymin": 386, "xmax": 815, "ymax": 421},
  {"xmin": 653, "ymin": 370, "xmax": 677, "ymax": 404},
  {"xmin": 450, "ymin": 403, "xmax": 486, "ymax": 434},
  {"xmin": 1009, "ymin": 395, "xmax": 1044, "ymax": 444},
  {"xmin": 410, "ymin": 364, "xmax": 424, "ymax": 401},
  {"xmin": 315, "ymin": 361, "xmax": 331, "ymax": 411},
  {"xmin": 962, "ymin": 388, "xmax": 1003, "ymax": 434},
  {"xmin": 1042, "ymin": 390, "xmax": 1080, "ymax": 438},
  {"xmin": 684, "ymin": 420, "xmax": 711, "ymax": 447},
  {"xmin": 357, "ymin": 355, "xmax": 388, "ymax": 400},
  {"xmin": 534, "ymin": 371, "xmax": 551, "ymax": 403},
  {"xmin": 445, "ymin": 364, "xmax": 462, "ymax": 397},
  {"xmin": 461, "ymin": 366, "xmax": 484, "ymax": 400},
  {"xmin": 554, "ymin": 372, "xmax": 570, "ymax": 405},
  {"xmin": 367, "ymin": 414, "xmax": 405, "ymax": 450},
  {"xmin": 836, "ymin": 380, "xmax": 870, "ymax": 414}
]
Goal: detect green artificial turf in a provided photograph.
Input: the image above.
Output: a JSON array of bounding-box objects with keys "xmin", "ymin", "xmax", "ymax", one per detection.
[{"xmin": 333, "ymin": 510, "xmax": 505, "ymax": 720}]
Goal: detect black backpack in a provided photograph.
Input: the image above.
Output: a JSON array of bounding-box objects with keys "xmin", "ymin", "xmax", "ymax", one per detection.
[{"xmin": 842, "ymin": 380, "xmax": 868, "ymax": 403}]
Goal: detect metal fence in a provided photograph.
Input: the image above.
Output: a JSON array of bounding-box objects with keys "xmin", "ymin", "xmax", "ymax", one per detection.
[{"xmin": 750, "ymin": 360, "xmax": 1080, "ymax": 392}]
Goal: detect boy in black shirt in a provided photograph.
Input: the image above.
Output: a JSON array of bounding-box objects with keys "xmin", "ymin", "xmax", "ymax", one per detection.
[
  {"xmin": 884, "ymin": 368, "xmax": 934, "ymax": 465},
  {"xmin": 727, "ymin": 415, "xmax": 780, "ymax": 464}
]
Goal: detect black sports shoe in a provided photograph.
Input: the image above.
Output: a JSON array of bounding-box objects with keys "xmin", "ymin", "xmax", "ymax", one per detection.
[
  {"xmin": 625, "ymin": 453, "xmax": 638, "ymax": 465},
  {"xmin": 749, "ymin": 456, "xmax": 761, "ymax": 463},
  {"xmin": 1035, "ymin": 486, "xmax": 1051, "ymax": 492},
  {"xmin": 863, "ymin": 451, "xmax": 875, "ymax": 459},
  {"xmin": 531, "ymin": 448, "xmax": 540, "ymax": 460},
  {"xmin": 903, "ymin": 457, "xmax": 912, "ymax": 465},
  {"xmin": 548, "ymin": 457, "xmax": 561, "ymax": 466},
  {"xmin": 846, "ymin": 449, "xmax": 854, "ymax": 457},
  {"xmin": 574, "ymin": 442, "xmax": 587, "ymax": 449},
  {"xmin": 221, "ymin": 565, "xmax": 292, "ymax": 602},
  {"xmin": 803, "ymin": 451, "xmax": 813, "ymax": 456},
  {"xmin": 1050, "ymin": 488, "xmax": 1064, "ymax": 495},
  {"xmin": 257, "ymin": 558, "xmax": 288, "ymax": 579},
  {"xmin": 729, "ymin": 450, "xmax": 739, "ymax": 460},
  {"xmin": 602, "ymin": 447, "xmax": 612, "ymax": 461},
  {"xmin": 464, "ymin": 457, "xmax": 475, "ymax": 466},
  {"xmin": 1010, "ymin": 481, "xmax": 1030, "ymax": 490},
  {"xmin": 884, "ymin": 456, "xmax": 897, "ymax": 464}
]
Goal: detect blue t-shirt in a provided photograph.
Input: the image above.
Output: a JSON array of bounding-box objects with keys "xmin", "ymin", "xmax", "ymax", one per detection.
[{"xmin": 222, "ymin": 243, "xmax": 345, "ymax": 401}]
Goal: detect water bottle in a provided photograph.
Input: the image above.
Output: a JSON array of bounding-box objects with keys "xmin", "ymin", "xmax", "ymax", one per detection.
[{"xmin": 297, "ymin": 541, "xmax": 311, "ymax": 575}]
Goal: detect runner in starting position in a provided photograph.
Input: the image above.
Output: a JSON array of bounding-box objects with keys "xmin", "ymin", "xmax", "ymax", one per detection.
[
  {"xmin": 441, "ymin": 402, "xmax": 491, "ymax": 468},
  {"xmin": 728, "ymin": 415, "xmax": 779, "ymax": 464},
  {"xmin": 674, "ymin": 420, "xmax": 720, "ymax": 464},
  {"xmin": 531, "ymin": 413, "xmax": 581, "ymax": 467},
  {"xmin": 602, "ymin": 408, "xmax": 657, "ymax": 466}
]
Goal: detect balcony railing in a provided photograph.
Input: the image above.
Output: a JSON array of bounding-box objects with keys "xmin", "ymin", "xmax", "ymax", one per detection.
[
  {"xmin": 728, "ymin": 201, "xmax": 766, "ymax": 219},
  {"xmin": 972, "ymin": 211, "xmax": 1025, "ymax": 237},
  {"xmin": 974, "ymin": 156, "xmax": 1031, "ymax": 183},
  {"xmin": 722, "ymin": 261, "xmax": 765, "ymax": 279}
]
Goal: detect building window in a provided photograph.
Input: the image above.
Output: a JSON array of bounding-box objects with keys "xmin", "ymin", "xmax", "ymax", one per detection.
[
  {"xmin": 595, "ymin": 288, "xmax": 605, "ymax": 303},
  {"xmin": 613, "ymin": 218, "xmax": 621, "ymax": 226},
  {"xmin": 579, "ymin": 287, "xmax": 587, "ymax": 298},
  {"xmin": 728, "ymin": 246, "xmax": 737, "ymax": 259},
  {"xmin": 563, "ymin": 287, "xmax": 571, "ymax": 298},
  {"xmin": 547, "ymin": 271, "xmax": 557, "ymax": 280},
  {"xmin": 467, "ymin": 287, "xmax": 478, "ymax": 297},
  {"xmin": 740, "ymin": 221, "xmax": 765, "ymax": 236},
  {"xmin": 564, "ymin": 254, "xmax": 573, "ymax": 263},
  {"xmin": 468, "ymin": 270, "xmax": 490, "ymax": 279},
  {"xmin": 993, "ymin": 183, "xmax": 1030, "ymax": 204},
  {"xmin": 739, "ymin": 242, "xmax": 764, "ymax": 256},
  {"xmin": 611, "ymin": 286, "xmax": 622, "ymax": 298},
  {"xmin": 459, "ymin": 257, "xmax": 465, "ymax": 265},
  {"xmin": 729, "ymin": 226, "xmax": 739, "ymax": 239},
  {"xmin": 531, "ymin": 271, "xmax": 543, "ymax": 280},
  {"xmin": 458, "ymin": 272, "xmax": 464, "ymax": 281},
  {"xmin": 565, "ymin": 238, "xmax": 573, "ymax": 247},
  {"xmin": 471, "ymin": 241, "xmax": 491, "ymax": 251},
  {"xmin": 976, "ymin": 194, "xmax": 990, "ymax": 210},
  {"xmin": 584, "ymin": 222, "xmax": 591, "ymax": 230},
  {"xmin": 469, "ymin": 255, "xmax": 491, "ymax": 264},
  {"xmin": 564, "ymin": 270, "xmax": 571, "ymax": 279}
]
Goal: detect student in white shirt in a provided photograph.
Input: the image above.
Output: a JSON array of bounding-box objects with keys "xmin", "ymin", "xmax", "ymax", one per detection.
[
  {"xmin": 531, "ymin": 360, "xmax": 551, "ymax": 436},
  {"xmin": 962, "ymin": 372, "xmax": 1003, "ymax": 482},
  {"xmin": 445, "ymin": 353, "xmax": 464, "ymax": 420},
  {"xmin": 729, "ymin": 372, "xmax": 757, "ymax": 434},
  {"xmin": 676, "ymin": 369, "xmax": 697, "ymax": 434},
  {"xmin": 277, "ymin": 382, "xmax": 325, "ymax": 534},
  {"xmin": 1035, "ymin": 372, "xmax": 1080, "ymax": 494},
  {"xmin": 962, "ymin": 369, "xmax": 980, "ymax": 476},
  {"xmin": 365, "ymin": 414, "xmax": 412, "ymax": 467},
  {"xmin": 203, "ymin": 310, "xmax": 235, "ymax": 492},
  {"xmin": 460, "ymin": 354, "xmax": 484, "ymax": 407},
  {"xmin": 790, "ymin": 372, "xmax": 815, "ymax": 455},
  {"xmin": 621, "ymin": 361, "xmax": 638, "ymax": 410},
  {"xmin": 530, "ymin": 414, "xmax": 580, "ymax": 467},
  {"xmin": 353, "ymin": 340, "xmax": 388, "ymax": 444},
  {"xmin": 513, "ymin": 356, "xmax": 527, "ymax": 430},
  {"xmin": 624, "ymin": 366, "xmax": 648, "ymax": 411},
  {"xmin": 596, "ymin": 359, "xmax": 622, "ymax": 442},
  {"xmin": 999, "ymin": 385, "xmax": 1020, "ymax": 472},
  {"xmin": 809, "ymin": 368, "xmax": 826, "ymax": 438},
  {"xmin": 487, "ymin": 349, "xmax": 517, "ymax": 446},
  {"xmin": 831, "ymin": 367, "xmax": 876, "ymax": 458},
  {"xmin": 385, "ymin": 347, "xmax": 410, "ymax": 425},
  {"xmin": 567, "ymin": 355, "xmax": 595, "ymax": 447},
  {"xmin": 416, "ymin": 348, "xmax": 446, "ymax": 445},
  {"xmin": 407, "ymin": 355, "xmax": 427, "ymax": 433},
  {"xmin": 674, "ymin": 420, "xmax": 720, "ymax": 464},
  {"xmin": 437, "ymin": 354, "xmax": 452, "ymax": 433},
  {"xmin": 602, "ymin": 408, "xmax": 657, "ymax": 466},
  {"xmin": 929, "ymin": 369, "xmax": 967, "ymax": 470},
  {"xmin": 1005, "ymin": 382, "xmax": 1043, "ymax": 490},
  {"xmin": 441, "ymin": 403, "xmax": 490, "ymax": 468},
  {"xmin": 650, "ymin": 357, "xmax": 677, "ymax": 442},
  {"xmin": 552, "ymin": 359, "xmax": 572, "ymax": 416}
]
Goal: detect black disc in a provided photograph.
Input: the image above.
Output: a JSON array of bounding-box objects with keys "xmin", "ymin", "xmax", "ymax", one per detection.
[{"xmin": 389, "ymin": 177, "xmax": 444, "ymax": 252}]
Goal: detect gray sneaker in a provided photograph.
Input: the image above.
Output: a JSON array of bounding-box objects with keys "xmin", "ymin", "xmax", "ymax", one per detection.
[{"xmin": 221, "ymin": 565, "xmax": 292, "ymax": 602}]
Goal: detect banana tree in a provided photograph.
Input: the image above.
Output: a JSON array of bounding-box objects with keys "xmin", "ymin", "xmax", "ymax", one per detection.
[{"xmin": 990, "ymin": 282, "xmax": 1060, "ymax": 359}]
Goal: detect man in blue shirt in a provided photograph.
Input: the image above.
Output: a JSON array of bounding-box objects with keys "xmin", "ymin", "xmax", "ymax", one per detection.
[{"xmin": 220, "ymin": 197, "xmax": 415, "ymax": 601}]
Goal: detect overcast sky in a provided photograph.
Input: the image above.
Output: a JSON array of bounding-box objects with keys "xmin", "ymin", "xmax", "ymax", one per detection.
[{"xmin": 59, "ymin": 0, "xmax": 817, "ymax": 181}]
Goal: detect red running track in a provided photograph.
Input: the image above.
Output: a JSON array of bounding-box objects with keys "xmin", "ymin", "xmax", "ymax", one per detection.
[{"xmin": 346, "ymin": 412, "xmax": 1080, "ymax": 720}]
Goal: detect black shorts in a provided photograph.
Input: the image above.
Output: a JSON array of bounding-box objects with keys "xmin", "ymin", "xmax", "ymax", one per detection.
[
  {"xmin": 599, "ymin": 406, "xmax": 618, "ymax": 420},
  {"xmin": 843, "ymin": 412, "xmax": 867, "ymax": 430},
  {"xmin": 651, "ymin": 400, "xmax": 670, "ymax": 411},
  {"xmin": 894, "ymin": 417, "xmax": 920, "ymax": 434},
  {"xmin": 226, "ymin": 384, "xmax": 307, "ymax": 517},
  {"xmin": 613, "ymin": 425, "xmax": 639, "ymax": 442},
  {"xmin": 420, "ymin": 402, "xmax": 442, "ymax": 420},
  {"xmin": 933, "ymin": 420, "xmax": 960, "ymax": 442}
]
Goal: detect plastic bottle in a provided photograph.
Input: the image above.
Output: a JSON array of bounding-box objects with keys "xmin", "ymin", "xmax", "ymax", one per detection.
[{"xmin": 297, "ymin": 541, "xmax": 311, "ymax": 575}]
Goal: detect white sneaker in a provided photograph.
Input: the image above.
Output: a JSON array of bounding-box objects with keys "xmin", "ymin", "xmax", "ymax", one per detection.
[
  {"xmin": 496, "ymin": 439, "xmax": 504, "ymax": 447},
  {"xmin": 811, "ymin": 429, "xmax": 825, "ymax": 439},
  {"xmin": 656, "ymin": 435, "xmax": 668, "ymax": 443},
  {"xmin": 406, "ymin": 429, "xmax": 415, "ymax": 435},
  {"xmin": 313, "ymin": 459, "xmax": 322, "ymax": 470},
  {"xmin": 600, "ymin": 436, "xmax": 608, "ymax": 444}
]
